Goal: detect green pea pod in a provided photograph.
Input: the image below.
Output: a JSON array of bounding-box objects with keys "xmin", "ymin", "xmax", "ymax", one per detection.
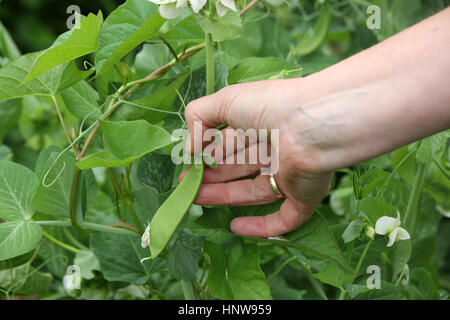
[
  {"xmin": 296, "ymin": 2, "xmax": 331, "ymax": 56},
  {"xmin": 148, "ymin": 162, "xmax": 204, "ymax": 259}
]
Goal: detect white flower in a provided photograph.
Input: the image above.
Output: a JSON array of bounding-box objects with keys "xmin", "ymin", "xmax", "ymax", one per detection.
[
  {"xmin": 215, "ymin": 0, "xmax": 237, "ymax": 17},
  {"xmin": 375, "ymin": 211, "xmax": 410, "ymax": 247},
  {"xmin": 149, "ymin": 0, "xmax": 207, "ymax": 19},
  {"xmin": 141, "ymin": 224, "xmax": 151, "ymax": 248}
]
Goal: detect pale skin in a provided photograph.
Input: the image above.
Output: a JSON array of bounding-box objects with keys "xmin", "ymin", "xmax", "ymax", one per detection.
[{"xmin": 181, "ymin": 8, "xmax": 450, "ymax": 238}]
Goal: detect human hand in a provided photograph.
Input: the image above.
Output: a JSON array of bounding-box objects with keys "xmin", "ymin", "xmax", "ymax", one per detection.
[{"xmin": 181, "ymin": 79, "xmax": 334, "ymax": 238}]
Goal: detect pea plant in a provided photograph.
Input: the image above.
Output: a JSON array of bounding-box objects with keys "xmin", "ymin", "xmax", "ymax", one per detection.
[{"xmin": 0, "ymin": 0, "xmax": 449, "ymax": 300}]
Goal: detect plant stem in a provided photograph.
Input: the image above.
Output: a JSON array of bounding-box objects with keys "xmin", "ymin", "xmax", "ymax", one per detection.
[
  {"xmin": 69, "ymin": 167, "xmax": 83, "ymax": 233},
  {"xmin": 298, "ymin": 260, "xmax": 328, "ymax": 300},
  {"xmin": 287, "ymin": 250, "xmax": 328, "ymax": 300},
  {"xmin": 403, "ymin": 162, "xmax": 426, "ymax": 234},
  {"xmin": 354, "ymin": 239, "xmax": 372, "ymax": 278},
  {"xmin": 42, "ymin": 230, "xmax": 80, "ymax": 254},
  {"xmin": 267, "ymin": 256, "xmax": 296, "ymax": 282},
  {"xmin": 205, "ymin": 32, "xmax": 214, "ymax": 96},
  {"xmin": 181, "ymin": 280, "xmax": 196, "ymax": 300},
  {"xmin": 51, "ymin": 95, "xmax": 79, "ymax": 157},
  {"xmin": 62, "ymin": 227, "xmax": 88, "ymax": 250},
  {"xmin": 240, "ymin": 0, "xmax": 260, "ymax": 16},
  {"xmin": 108, "ymin": 168, "xmax": 143, "ymax": 233},
  {"xmin": 34, "ymin": 220, "xmax": 139, "ymax": 237}
]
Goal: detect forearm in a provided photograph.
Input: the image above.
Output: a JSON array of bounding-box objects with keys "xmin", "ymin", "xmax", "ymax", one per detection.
[{"xmin": 284, "ymin": 7, "xmax": 450, "ymax": 172}]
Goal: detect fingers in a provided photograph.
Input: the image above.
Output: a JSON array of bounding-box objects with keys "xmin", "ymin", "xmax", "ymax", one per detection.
[
  {"xmin": 230, "ymin": 199, "xmax": 312, "ymax": 238},
  {"xmin": 192, "ymin": 175, "xmax": 279, "ymax": 206},
  {"xmin": 184, "ymin": 81, "xmax": 278, "ymax": 155}
]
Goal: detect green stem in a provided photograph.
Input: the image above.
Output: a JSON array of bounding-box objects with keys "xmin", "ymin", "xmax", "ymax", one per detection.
[
  {"xmin": 108, "ymin": 168, "xmax": 143, "ymax": 233},
  {"xmin": 354, "ymin": 239, "xmax": 372, "ymax": 278},
  {"xmin": 287, "ymin": 250, "xmax": 328, "ymax": 300},
  {"xmin": 267, "ymin": 256, "xmax": 296, "ymax": 282},
  {"xmin": 33, "ymin": 220, "xmax": 139, "ymax": 237},
  {"xmin": 181, "ymin": 280, "xmax": 196, "ymax": 300},
  {"xmin": 69, "ymin": 168, "xmax": 84, "ymax": 233},
  {"xmin": 62, "ymin": 228, "xmax": 88, "ymax": 251},
  {"xmin": 42, "ymin": 230, "xmax": 80, "ymax": 254},
  {"xmin": 403, "ymin": 162, "xmax": 426, "ymax": 234},
  {"xmin": 298, "ymin": 261, "xmax": 328, "ymax": 300},
  {"xmin": 205, "ymin": 32, "xmax": 215, "ymax": 95}
]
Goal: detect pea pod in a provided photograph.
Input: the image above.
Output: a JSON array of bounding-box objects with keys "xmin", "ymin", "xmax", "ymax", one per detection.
[
  {"xmin": 296, "ymin": 2, "xmax": 330, "ymax": 56},
  {"xmin": 148, "ymin": 162, "xmax": 204, "ymax": 259}
]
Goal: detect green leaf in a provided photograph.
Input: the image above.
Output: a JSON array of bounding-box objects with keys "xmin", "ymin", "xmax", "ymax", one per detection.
[
  {"xmin": 0, "ymin": 99, "xmax": 22, "ymax": 142},
  {"xmin": 0, "ymin": 263, "xmax": 52, "ymax": 295},
  {"xmin": 232, "ymin": 57, "xmax": 294, "ymax": 82},
  {"xmin": 95, "ymin": 0, "xmax": 165, "ymax": 76},
  {"xmin": 163, "ymin": 14, "xmax": 204, "ymax": 43},
  {"xmin": 77, "ymin": 120, "xmax": 174, "ymax": 169},
  {"xmin": 0, "ymin": 220, "xmax": 42, "ymax": 261},
  {"xmin": 408, "ymin": 267, "xmax": 439, "ymax": 300},
  {"xmin": 60, "ymin": 80, "xmax": 101, "ymax": 124},
  {"xmin": 137, "ymin": 152, "xmax": 175, "ymax": 193},
  {"xmin": 34, "ymin": 147, "xmax": 76, "ymax": 218},
  {"xmin": 195, "ymin": 10, "xmax": 241, "ymax": 42},
  {"xmin": 313, "ymin": 263, "xmax": 353, "ymax": 289},
  {"xmin": 285, "ymin": 213, "xmax": 348, "ymax": 270},
  {"xmin": 342, "ymin": 217, "xmax": 366, "ymax": 243},
  {"xmin": 38, "ymin": 227, "xmax": 72, "ymax": 278},
  {"xmin": 74, "ymin": 250, "xmax": 101, "ymax": 280},
  {"xmin": 355, "ymin": 281, "xmax": 404, "ymax": 300},
  {"xmin": 23, "ymin": 12, "xmax": 103, "ymax": 83},
  {"xmin": 359, "ymin": 196, "xmax": 398, "ymax": 226},
  {"xmin": 0, "ymin": 160, "xmax": 38, "ymax": 221},
  {"xmin": 388, "ymin": 239, "xmax": 412, "ymax": 280},
  {"xmin": 111, "ymin": 73, "xmax": 188, "ymax": 124},
  {"xmin": 0, "ymin": 52, "xmax": 93, "ymax": 102},
  {"xmin": 0, "ymin": 21, "xmax": 21, "ymax": 60},
  {"xmin": 295, "ymin": 2, "xmax": 330, "ymax": 56},
  {"xmin": 205, "ymin": 240, "xmax": 272, "ymax": 300},
  {"xmin": 90, "ymin": 232, "xmax": 165, "ymax": 284},
  {"xmin": 416, "ymin": 131, "xmax": 449, "ymax": 163},
  {"xmin": 167, "ymin": 231, "xmax": 202, "ymax": 280}
]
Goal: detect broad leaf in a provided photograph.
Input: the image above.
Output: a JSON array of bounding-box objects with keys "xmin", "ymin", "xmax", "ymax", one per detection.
[
  {"xmin": 74, "ymin": 250, "xmax": 101, "ymax": 280},
  {"xmin": 313, "ymin": 263, "xmax": 353, "ymax": 289},
  {"xmin": 285, "ymin": 213, "xmax": 348, "ymax": 270},
  {"xmin": 232, "ymin": 57, "xmax": 295, "ymax": 82},
  {"xmin": 34, "ymin": 147, "xmax": 76, "ymax": 218},
  {"xmin": 90, "ymin": 232, "xmax": 165, "ymax": 284},
  {"xmin": 195, "ymin": 11, "xmax": 241, "ymax": 42},
  {"xmin": 77, "ymin": 120, "xmax": 175, "ymax": 169},
  {"xmin": 0, "ymin": 52, "xmax": 92, "ymax": 102},
  {"xmin": 0, "ymin": 99, "xmax": 22, "ymax": 142},
  {"xmin": 111, "ymin": 73, "xmax": 188, "ymax": 124},
  {"xmin": 23, "ymin": 12, "xmax": 103, "ymax": 83},
  {"xmin": 205, "ymin": 240, "xmax": 271, "ymax": 300},
  {"xmin": 95, "ymin": 0, "xmax": 165, "ymax": 76},
  {"xmin": 0, "ymin": 220, "xmax": 42, "ymax": 261},
  {"xmin": 359, "ymin": 196, "xmax": 398, "ymax": 225},
  {"xmin": 0, "ymin": 263, "xmax": 52, "ymax": 295},
  {"xmin": 137, "ymin": 152, "xmax": 176, "ymax": 193},
  {"xmin": 167, "ymin": 231, "xmax": 202, "ymax": 280},
  {"xmin": 0, "ymin": 160, "xmax": 38, "ymax": 221},
  {"xmin": 60, "ymin": 80, "xmax": 101, "ymax": 124}
]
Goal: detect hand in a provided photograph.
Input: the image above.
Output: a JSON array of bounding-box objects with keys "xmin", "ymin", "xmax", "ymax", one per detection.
[
  {"xmin": 182, "ymin": 79, "xmax": 334, "ymax": 238},
  {"xmin": 180, "ymin": 8, "xmax": 450, "ymax": 238}
]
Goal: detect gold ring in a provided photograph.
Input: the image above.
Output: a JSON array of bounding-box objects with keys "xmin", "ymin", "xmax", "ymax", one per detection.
[{"xmin": 269, "ymin": 174, "xmax": 285, "ymax": 199}]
